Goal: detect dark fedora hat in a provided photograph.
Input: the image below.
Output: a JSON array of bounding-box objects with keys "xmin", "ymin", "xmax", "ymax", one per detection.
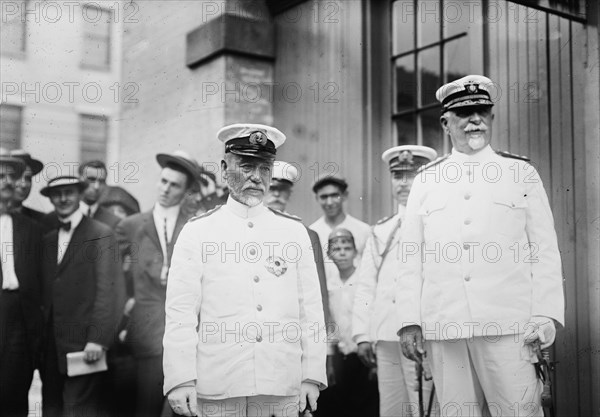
[{"xmin": 10, "ymin": 149, "xmax": 44, "ymax": 176}]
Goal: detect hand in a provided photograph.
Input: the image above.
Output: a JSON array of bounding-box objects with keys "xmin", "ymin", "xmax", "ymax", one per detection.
[
  {"xmin": 168, "ymin": 385, "xmax": 197, "ymax": 416},
  {"xmin": 524, "ymin": 316, "xmax": 556, "ymax": 349},
  {"xmin": 299, "ymin": 382, "xmax": 319, "ymax": 413},
  {"xmin": 399, "ymin": 325, "xmax": 424, "ymax": 364},
  {"xmin": 123, "ymin": 297, "xmax": 135, "ymax": 316},
  {"xmin": 118, "ymin": 329, "xmax": 128, "ymax": 343},
  {"xmin": 356, "ymin": 342, "xmax": 377, "ymax": 368},
  {"xmin": 325, "ymin": 355, "xmax": 336, "ymax": 386},
  {"xmin": 83, "ymin": 342, "xmax": 104, "ymax": 363}
]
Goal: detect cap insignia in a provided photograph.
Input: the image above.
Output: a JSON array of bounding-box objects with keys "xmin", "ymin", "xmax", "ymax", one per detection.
[{"xmin": 249, "ymin": 131, "xmax": 267, "ymax": 146}]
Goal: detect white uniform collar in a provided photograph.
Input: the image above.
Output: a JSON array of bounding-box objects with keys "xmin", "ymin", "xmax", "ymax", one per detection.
[
  {"xmin": 451, "ymin": 144, "xmax": 495, "ymax": 163},
  {"xmin": 226, "ymin": 196, "xmax": 267, "ymax": 219},
  {"xmin": 397, "ymin": 203, "xmax": 407, "ymax": 217}
]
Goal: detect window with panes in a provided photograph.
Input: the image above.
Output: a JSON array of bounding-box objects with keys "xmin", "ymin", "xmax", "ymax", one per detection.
[
  {"xmin": 81, "ymin": 4, "xmax": 112, "ymax": 70},
  {"xmin": 391, "ymin": 0, "xmax": 483, "ymax": 155},
  {"xmin": 0, "ymin": 104, "xmax": 23, "ymax": 150},
  {"xmin": 1, "ymin": 0, "xmax": 27, "ymax": 56},
  {"xmin": 80, "ymin": 114, "xmax": 108, "ymax": 163}
]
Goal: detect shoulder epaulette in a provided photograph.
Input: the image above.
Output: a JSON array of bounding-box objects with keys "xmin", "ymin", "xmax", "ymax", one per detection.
[
  {"xmin": 376, "ymin": 215, "xmax": 393, "ymax": 225},
  {"xmin": 188, "ymin": 205, "xmax": 223, "ymax": 222},
  {"xmin": 268, "ymin": 207, "xmax": 302, "ymax": 222},
  {"xmin": 496, "ymin": 150, "xmax": 530, "ymax": 162},
  {"xmin": 417, "ymin": 153, "xmax": 450, "ymax": 174}
]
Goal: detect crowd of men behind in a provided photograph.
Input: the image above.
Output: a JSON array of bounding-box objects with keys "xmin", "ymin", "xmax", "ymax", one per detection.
[{"xmin": 0, "ymin": 74, "xmax": 564, "ymax": 417}]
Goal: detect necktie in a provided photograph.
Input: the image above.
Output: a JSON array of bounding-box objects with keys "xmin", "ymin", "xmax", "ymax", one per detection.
[
  {"xmin": 161, "ymin": 217, "xmax": 170, "ymax": 286},
  {"xmin": 88, "ymin": 206, "xmax": 92, "ymax": 217},
  {"xmin": 59, "ymin": 221, "xmax": 71, "ymax": 232}
]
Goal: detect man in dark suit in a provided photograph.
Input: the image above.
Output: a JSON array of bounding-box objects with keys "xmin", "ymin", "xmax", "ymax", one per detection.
[
  {"xmin": 10, "ymin": 149, "xmax": 47, "ymax": 224},
  {"xmin": 40, "ymin": 176, "xmax": 123, "ymax": 417},
  {"xmin": 79, "ymin": 160, "xmax": 121, "ymax": 229},
  {"xmin": 44, "ymin": 160, "xmax": 120, "ymax": 230},
  {"xmin": 0, "ymin": 150, "xmax": 44, "ymax": 417},
  {"xmin": 116, "ymin": 151, "xmax": 199, "ymax": 417}
]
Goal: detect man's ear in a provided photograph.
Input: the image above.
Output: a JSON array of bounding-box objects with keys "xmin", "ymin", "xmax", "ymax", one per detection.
[
  {"xmin": 440, "ymin": 113, "xmax": 449, "ymax": 133},
  {"xmin": 221, "ymin": 160, "xmax": 228, "ymax": 181}
]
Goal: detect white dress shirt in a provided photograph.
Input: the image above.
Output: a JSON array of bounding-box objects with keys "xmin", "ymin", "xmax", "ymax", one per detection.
[
  {"xmin": 152, "ymin": 203, "xmax": 181, "ymax": 281},
  {"xmin": 57, "ymin": 210, "xmax": 84, "ymax": 264},
  {"xmin": 1, "ymin": 213, "xmax": 19, "ymax": 289},
  {"xmin": 327, "ymin": 267, "xmax": 360, "ymax": 355},
  {"xmin": 80, "ymin": 201, "xmax": 98, "ymax": 217},
  {"xmin": 310, "ymin": 213, "xmax": 371, "ymax": 256}
]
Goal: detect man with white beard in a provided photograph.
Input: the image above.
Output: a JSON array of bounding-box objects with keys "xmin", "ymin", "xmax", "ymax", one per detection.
[{"xmin": 163, "ymin": 124, "xmax": 327, "ymax": 417}]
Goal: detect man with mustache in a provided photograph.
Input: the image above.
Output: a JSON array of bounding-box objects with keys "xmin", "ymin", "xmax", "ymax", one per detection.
[
  {"xmin": 115, "ymin": 150, "xmax": 200, "ymax": 417},
  {"xmin": 163, "ymin": 124, "xmax": 327, "ymax": 417},
  {"xmin": 396, "ymin": 75, "xmax": 564, "ymax": 416},
  {"xmin": 40, "ymin": 175, "xmax": 122, "ymax": 417},
  {"xmin": 0, "ymin": 149, "xmax": 43, "ymax": 417},
  {"xmin": 9, "ymin": 149, "xmax": 47, "ymax": 224},
  {"xmin": 352, "ymin": 145, "xmax": 437, "ymax": 417}
]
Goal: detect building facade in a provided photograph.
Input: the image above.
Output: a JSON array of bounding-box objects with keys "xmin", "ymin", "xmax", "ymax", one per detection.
[
  {"xmin": 0, "ymin": 0, "xmax": 124, "ymax": 210},
  {"xmin": 123, "ymin": 0, "xmax": 600, "ymax": 413}
]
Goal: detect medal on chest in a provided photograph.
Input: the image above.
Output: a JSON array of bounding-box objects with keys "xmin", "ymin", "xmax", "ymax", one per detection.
[{"xmin": 265, "ymin": 256, "xmax": 288, "ymax": 277}]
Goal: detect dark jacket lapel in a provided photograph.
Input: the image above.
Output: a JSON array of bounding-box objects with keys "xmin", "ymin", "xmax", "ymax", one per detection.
[
  {"xmin": 57, "ymin": 216, "xmax": 88, "ymax": 273},
  {"xmin": 142, "ymin": 211, "xmax": 161, "ymax": 251}
]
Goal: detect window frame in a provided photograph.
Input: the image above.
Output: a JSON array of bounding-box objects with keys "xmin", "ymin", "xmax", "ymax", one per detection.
[{"xmin": 80, "ymin": 3, "xmax": 112, "ymax": 71}]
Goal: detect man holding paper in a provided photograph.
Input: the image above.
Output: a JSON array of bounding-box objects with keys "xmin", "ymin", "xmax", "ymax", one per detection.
[{"xmin": 40, "ymin": 176, "xmax": 123, "ymax": 417}]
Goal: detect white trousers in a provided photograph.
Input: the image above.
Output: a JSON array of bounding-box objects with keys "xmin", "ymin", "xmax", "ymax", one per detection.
[
  {"xmin": 426, "ymin": 336, "xmax": 543, "ymax": 417},
  {"xmin": 197, "ymin": 395, "xmax": 300, "ymax": 417},
  {"xmin": 376, "ymin": 341, "xmax": 437, "ymax": 417}
]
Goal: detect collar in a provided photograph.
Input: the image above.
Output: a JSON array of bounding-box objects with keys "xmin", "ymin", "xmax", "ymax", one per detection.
[
  {"xmin": 225, "ymin": 196, "xmax": 267, "ymax": 219},
  {"xmin": 80, "ymin": 201, "xmax": 98, "ymax": 216},
  {"xmin": 397, "ymin": 204, "xmax": 407, "ymax": 217},
  {"xmin": 451, "ymin": 144, "xmax": 495, "ymax": 163},
  {"xmin": 58, "ymin": 208, "xmax": 84, "ymax": 230},
  {"xmin": 153, "ymin": 203, "xmax": 181, "ymax": 219}
]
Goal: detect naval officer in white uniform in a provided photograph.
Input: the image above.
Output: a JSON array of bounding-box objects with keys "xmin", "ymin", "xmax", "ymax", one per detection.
[
  {"xmin": 163, "ymin": 124, "xmax": 327, "ymax": 417},
  {"xmin": 396, "ymin": 75, "xmax": 565, "ymax": 416},
  {"xmin": 352, "ymin": 145, "xmax": 437, "ymax": 417}
]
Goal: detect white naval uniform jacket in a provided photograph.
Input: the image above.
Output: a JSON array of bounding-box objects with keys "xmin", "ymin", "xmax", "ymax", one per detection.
[
  {"xmin": 396, "ymin": 146, "xmax": 565, "ymax": 340},
  {"xmin": 352, "ymin": 206, "xmax": 406, "ymax": 344},
  {"xmin": 163, "ymin": 197, "xmax": 327, "ymax": 399}
]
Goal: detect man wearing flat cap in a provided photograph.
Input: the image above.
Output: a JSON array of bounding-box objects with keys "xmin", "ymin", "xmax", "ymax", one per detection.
[
  {"xmin": 164, "ymin": 124, "xmax": 327, "ymax": 417},
  {"xmin": 309, "ymin": 176, "xmax": 371, "ymax": 257},
  {"xmin": 396, "ymin": 75, "xmax": 564, "ymax": 416},
  {"xmin": 39, "ymin": 175, "xmax": 122, "ymax": 417},
  {"xmin": 0, "ymin": 149, "xmax": 44, "ymax": 417},
  {"xmin": 353, "ymin": 145, "xmax": 437, "ymax": 417},
  {"xmin": 116, "ymin": 150, "xmax": 200, "ymax": 417},
  {"xmin": 9, "ymin": 149, "xmax": 47, "ymax": 224}
]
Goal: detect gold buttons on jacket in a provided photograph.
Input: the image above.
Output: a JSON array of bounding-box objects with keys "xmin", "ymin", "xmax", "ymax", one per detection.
[
  {"xmin": 249, "ymin": 248, "xmax": 256, "ymax": 256},
  {"xmin": 256, "ymin": 304, "xmax": 263, "ymax": 311},
  {"xmin": 256, "ymin": 335, "xmax": 263, "ymax": 342},
  {"xmin": 464, "ymin": 219, "xmax": 471, "ymax": 225},
  {"xmin": 248, "ymin": 221, "xmax": 254, "ymax": 228},
  {"xmin": 464, "ymin": 275, "xmax": 471, "ymax": 282},
  {"xmin": 253, "ymin": 276, "xmax": 260, "ymax": 283},
  {"xmin": 464, "ymin": 193, "xmax": 471, "ymax": 200},
  {"xmin": 463, "ymin": 243, "xmax": 470, "ymax": 250}
]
